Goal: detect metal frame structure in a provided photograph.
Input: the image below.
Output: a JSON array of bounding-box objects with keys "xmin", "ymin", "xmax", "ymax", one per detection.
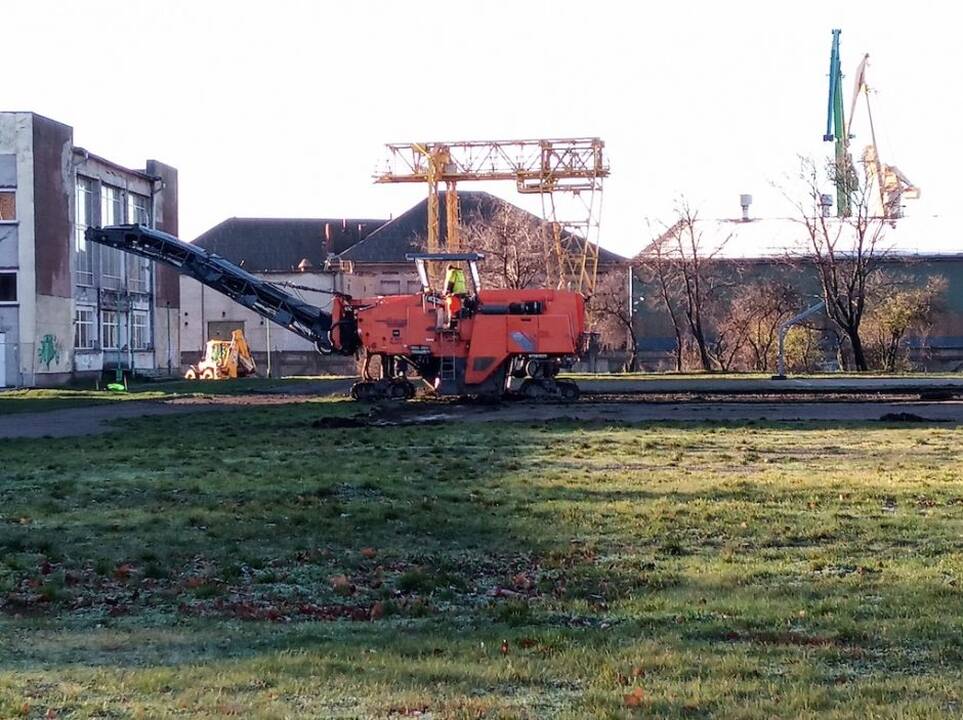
[{"xmin": 375, "ymin": 138, "xmax": 609, "ymax": 295}]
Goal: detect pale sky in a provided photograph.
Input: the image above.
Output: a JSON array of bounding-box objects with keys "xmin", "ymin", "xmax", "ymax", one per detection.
[{"xmin": 7, "ymin": 1, "xmax": 961, "ymax": 256}]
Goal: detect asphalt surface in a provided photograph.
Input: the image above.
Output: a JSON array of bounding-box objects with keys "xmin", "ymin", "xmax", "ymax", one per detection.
[
  {"xmin": 574, "ymin": 376, "xmax": 963, "ymax": 396},
  {"xmin": 2, "ymin": 393, "xmax": 962, "ymax": 440}
]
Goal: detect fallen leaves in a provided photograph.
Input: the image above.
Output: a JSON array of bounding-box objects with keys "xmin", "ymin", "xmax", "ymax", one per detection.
[
  {"xmin": 113, "ymin": 563, "xmax": 136, "ymax": 580},
  {"xmin": 511, "ymin": 572, "xmax": 533, "ymax": 591},
  {"xmin": 623, "ymin": 686, "xmax": 645, "ymax": 707},
  {"xmin": 330, "ymin": 574, "xmax": 355, "ymax": 596}
]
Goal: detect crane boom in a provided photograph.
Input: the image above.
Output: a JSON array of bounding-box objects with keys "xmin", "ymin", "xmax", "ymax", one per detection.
[{"xmin": 86, "ymin": 224, "xmax": 347, "ymax": 353}]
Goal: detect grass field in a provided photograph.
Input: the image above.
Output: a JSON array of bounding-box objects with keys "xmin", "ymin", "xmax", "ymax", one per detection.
[{"xmin": 1, "ymin": 399, "xmax": 962, "ymax": 718}]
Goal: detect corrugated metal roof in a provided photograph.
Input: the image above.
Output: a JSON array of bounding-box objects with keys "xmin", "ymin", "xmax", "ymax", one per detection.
[
  {"xmin": 638, "ymin": 215, "xmax": 960, "ymax": 260},
  {"xmin": 338, "ymin": 190, "xmax": 627, "ymax": 264},
  {"xmin": 192, "ymin": 217, "xmax": 387, "ymax": 272}
]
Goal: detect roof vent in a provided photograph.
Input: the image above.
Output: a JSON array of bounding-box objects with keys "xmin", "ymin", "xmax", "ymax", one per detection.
[
  {"xmin": 739, "ymin": 194, "xmax": 752, "ymax": 222},
  {"xmin": 819, "ymin": 194, "xmax": 833, "ymax": 218}
]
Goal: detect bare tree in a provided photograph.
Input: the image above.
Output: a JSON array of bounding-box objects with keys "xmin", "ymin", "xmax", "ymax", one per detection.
[
  {"xmin": 462, "ymin": 199, "xmax": 548, "ymax": 289},
  {"xmin": 637, "ymin": 222, "xmax": 686, "ymax": 372},
  {"xmin": 791, "ymin": 157, "xmax": 892, "ymax": 371},
  {"xmin": 717, "ymin": 279, "xmax": 801, "ymax": 371},
  {"xmin": 590, "ymin": 268, "xmax": 639, "ymax": 371},
  {"xmin": 637, "ymin": 205, "xmax": 733, "ymax": 372},
  {"xmin": 659, "ymin": 202, "xmax": 732, "ymax": 372}
]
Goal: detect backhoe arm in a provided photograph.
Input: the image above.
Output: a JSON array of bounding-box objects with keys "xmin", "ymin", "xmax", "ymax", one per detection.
[{"xmin": 86, "ymin": 224, "xmax": 356, "ymax": 354}]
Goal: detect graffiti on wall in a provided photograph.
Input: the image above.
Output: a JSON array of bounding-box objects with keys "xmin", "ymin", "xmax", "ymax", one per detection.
[{"xmin": 37, "ymin": 334, "xmax": 63, "ymax": 370}]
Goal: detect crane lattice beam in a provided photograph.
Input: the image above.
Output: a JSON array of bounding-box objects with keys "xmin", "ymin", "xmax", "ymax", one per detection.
[
  {"xmin": 374, "ymin": 138, "xmax": 608, "ymax": 295},
  {"xmin": 375, "ymin": 138, "xmax": 608, "ymax": 191}
]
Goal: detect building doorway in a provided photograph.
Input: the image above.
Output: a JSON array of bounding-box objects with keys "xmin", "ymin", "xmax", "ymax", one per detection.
[{"xmin": 207, "ymin": 320, "xmax": 244, "ymax": 342}]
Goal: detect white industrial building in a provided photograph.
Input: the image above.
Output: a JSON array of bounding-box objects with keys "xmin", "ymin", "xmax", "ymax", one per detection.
[{"xmin": 0, "ymin": 111, "xmax": 179, "ymax": 387}]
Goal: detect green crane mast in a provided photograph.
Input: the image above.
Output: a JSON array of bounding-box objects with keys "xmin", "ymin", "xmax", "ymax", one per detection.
[{"xmin": 823, "ymin": 28, "xmax": 851, "ymax": 217}]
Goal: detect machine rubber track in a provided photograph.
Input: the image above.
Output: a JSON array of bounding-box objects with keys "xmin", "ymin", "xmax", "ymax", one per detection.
[
  {"xmin": 516, "ymin": 378, "xmax": 580, "ymax": 402},
  {"xmin": 351, "ymin": 379, "xmax": 417, "ymax": 401}
]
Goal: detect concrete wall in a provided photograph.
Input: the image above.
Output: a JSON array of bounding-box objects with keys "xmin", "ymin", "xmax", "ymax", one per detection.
[
  {"xmin": 29, "ymin": 116, "xmax": 74, "ymax": 386},
  {"xmin": 147, "ymin": 160, "xmax": 180, "ymax": 376},
  {"xmin": 32, "ymin": 116, "xmax": 72, "ymax": 298},
  {"xmin": 180, "ymin": 271, "xmax": 348, "ymax": 375}
]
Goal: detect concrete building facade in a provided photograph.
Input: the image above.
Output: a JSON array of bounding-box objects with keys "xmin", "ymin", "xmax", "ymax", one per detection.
[{"xmin": 0, "ymin": 112, "xmax": 178, "ymax": 387}]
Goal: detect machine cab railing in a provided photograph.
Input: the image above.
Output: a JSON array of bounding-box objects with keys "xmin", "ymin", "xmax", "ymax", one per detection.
[{"xmin": 405, "ymin": 252, "xmax": 484, "ymax": 296}]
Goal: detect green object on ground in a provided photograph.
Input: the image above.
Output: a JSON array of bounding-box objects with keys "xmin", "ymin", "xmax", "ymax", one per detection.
[{"xmin": 106, "ymin": 382, "xmax": 127, "ymax": 393}]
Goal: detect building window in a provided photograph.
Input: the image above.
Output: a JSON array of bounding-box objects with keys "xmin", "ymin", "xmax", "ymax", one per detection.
[
  {"xmin": 75, "ymin": 177, "xmax": 96, "ymax": 285},
  {"xmin": 0, "ymin": 272, "xmax": 16, "ymax": 302},
  {"xmin": 131, "ymin": 310, "xmax": 150, "ymax": 350},
  {"xmin": 101, "ymin": 249, "xmax": 124, "ymax": 290},
  {"xmin": 123, "ymin": 193, "xmax": 151, "ymax": 292},
  {"xmin": 406, "ymin": 279, "xmax": 423, "ymax": 294},
  {"xmin": 101, "ymin": 310, "xmax": 119, "ymax": 350},
  {"xmin": 379, "ymin": 279, "xmax": 401, "ymax": 295},
  {"xmin": 100, "ymin": 185, "xmax": 125, "ymax": 289},
  {"xmin": 101, "ymin": 184, "xmax": 124, "ymax": 225},
  {"xmin": 128, "ymin": 256, "xmax": 151, "ymax": 293},
  {"xmin": 127, "ymin": 192, "xmax": 150, "ymax": 226},
  {"xmin": 74, "ymin": 306, "xmax": 95, "ymax": 349},
  {"xmin": 0, "ymin": 190, "xmax": 14, "ymax": 221}
]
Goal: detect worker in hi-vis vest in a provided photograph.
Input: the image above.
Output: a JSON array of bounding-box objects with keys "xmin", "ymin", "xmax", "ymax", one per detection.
[{"xmin": 444, "ymin": 264, "xmax": 468, "ymax": 327}]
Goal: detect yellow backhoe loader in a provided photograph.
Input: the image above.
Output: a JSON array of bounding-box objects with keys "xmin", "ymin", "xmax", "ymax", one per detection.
[{"xmin": 184, "ymin": 329, "xmax": 257, "ymax": 380}]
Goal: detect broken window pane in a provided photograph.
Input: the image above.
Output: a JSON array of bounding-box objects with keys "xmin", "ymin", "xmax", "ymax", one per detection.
[
  {"xmin": 0, "ymin": 272, "xmax": 16, "ymax": 302},
  {"xmin": 0, "ymin": 191, "xmax": 15, "ymax": 221}
]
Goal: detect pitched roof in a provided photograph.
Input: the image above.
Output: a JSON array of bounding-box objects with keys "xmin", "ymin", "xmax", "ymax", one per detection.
[
  {"xmin": 192, "ymin": 217, "xmax": 387, "ymax": 272},
  {"xmin": 637, "ymin": 214, "xmax": 960, "ymax": 261},
  {"xmin": 336, "ymin": 191, "xmax": 626, "ymax": 265}
]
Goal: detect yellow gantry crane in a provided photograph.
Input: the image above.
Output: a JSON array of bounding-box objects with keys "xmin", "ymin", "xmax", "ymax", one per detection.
[{"xmin": 374, "ymin": 138, "xmax": 609, "ymax": 295}]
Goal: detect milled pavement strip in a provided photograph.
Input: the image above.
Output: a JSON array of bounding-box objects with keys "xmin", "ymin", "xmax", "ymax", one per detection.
[
  {"xmin": 4, "ymin": 377, "xmax": 963, "ymax": 440},
  {"xmin": 4, "ymin": 397, "xmax": 963, "ymax": 440}
]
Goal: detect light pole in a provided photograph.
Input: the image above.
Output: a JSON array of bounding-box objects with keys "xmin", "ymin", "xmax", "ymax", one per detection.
[{"xmin": 166, "ymin": 301, "xmax": 172, "ymax": 374}]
